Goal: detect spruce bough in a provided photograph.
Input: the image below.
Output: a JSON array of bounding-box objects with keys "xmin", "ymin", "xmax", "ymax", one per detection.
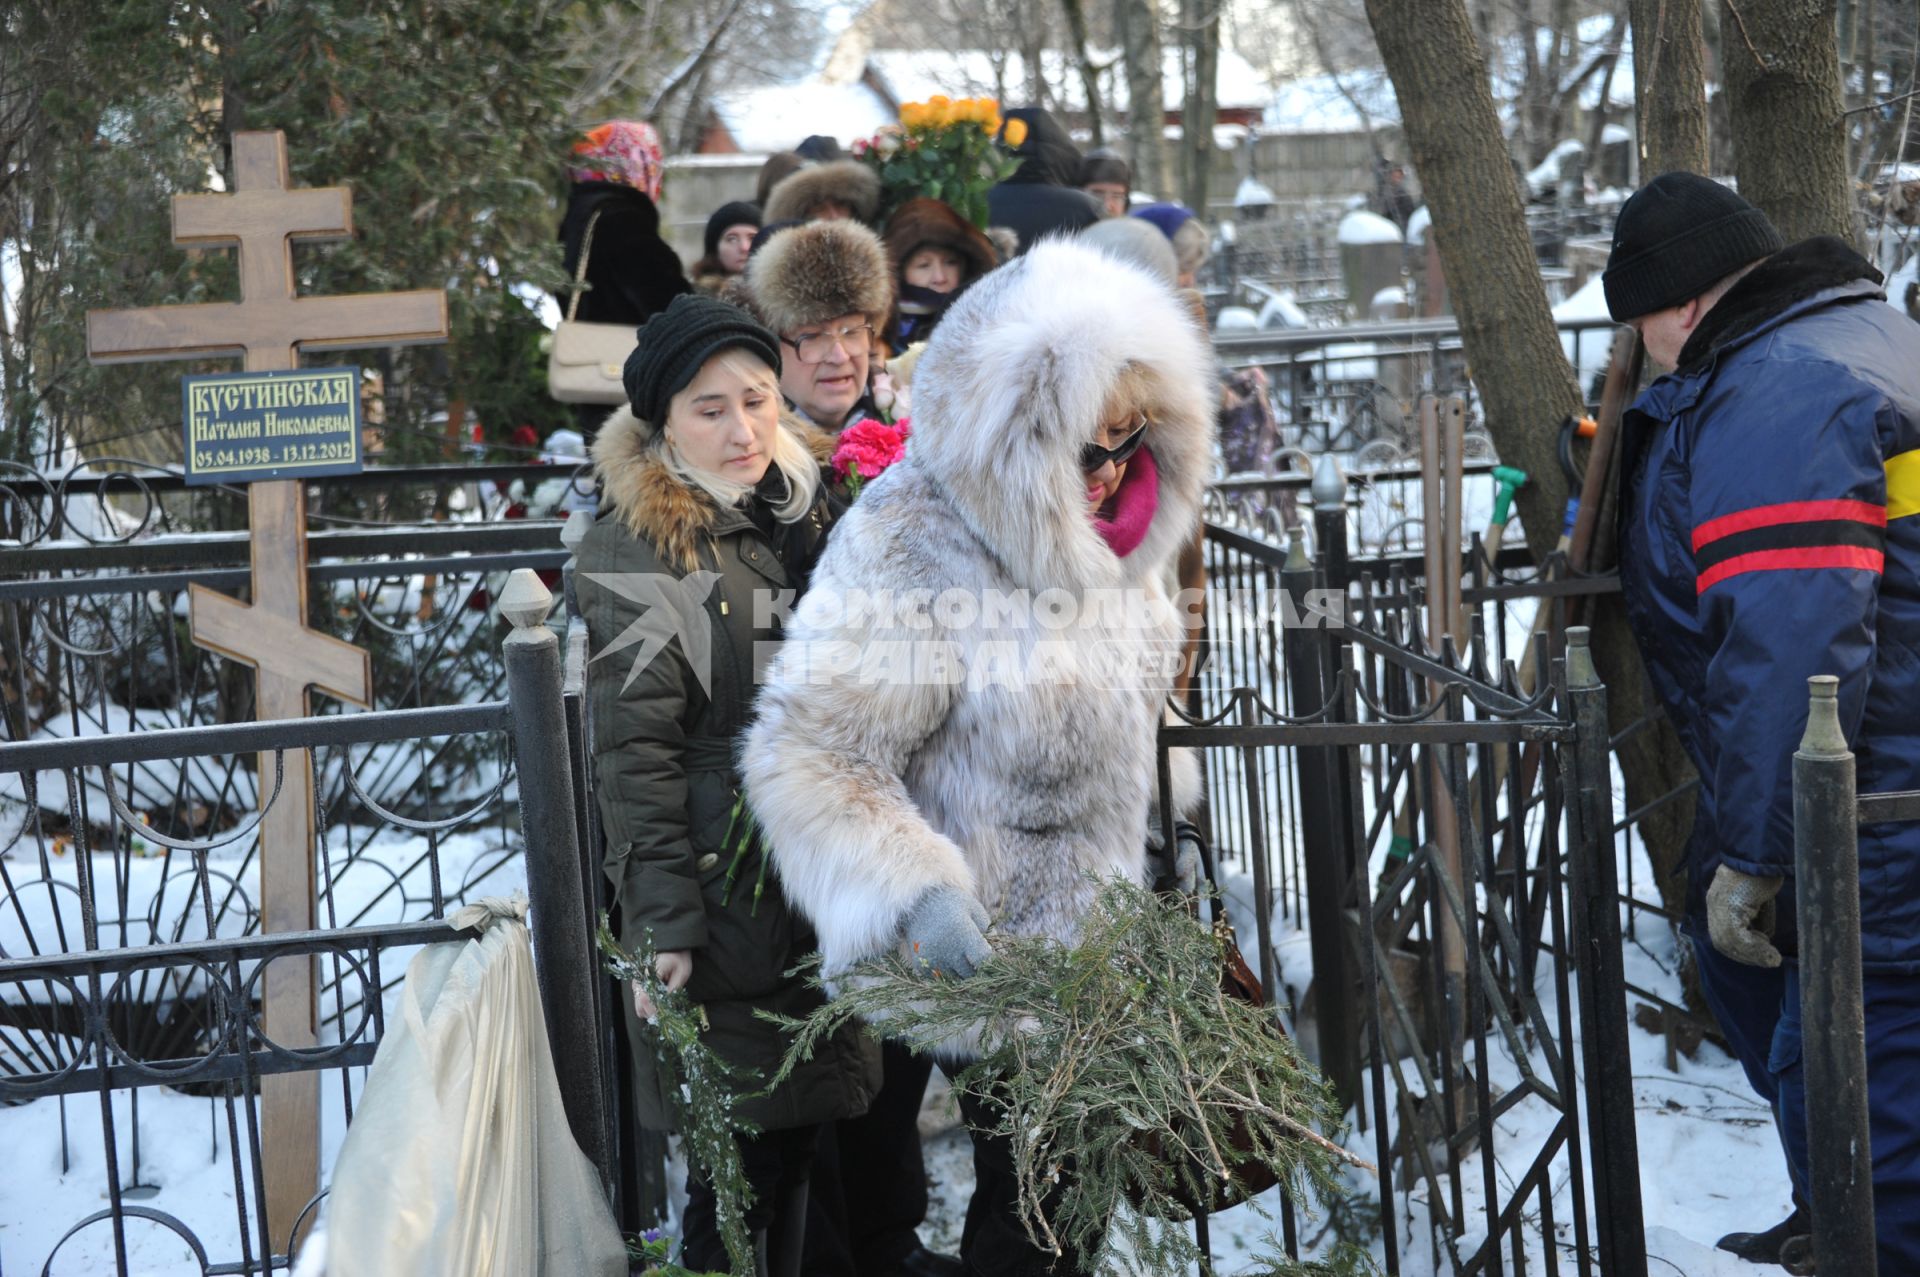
[{"xmin": 767, "ymin": 880, "xmax": 1377, "ymax": 1275}]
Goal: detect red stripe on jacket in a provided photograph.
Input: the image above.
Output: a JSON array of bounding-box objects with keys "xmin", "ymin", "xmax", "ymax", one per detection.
[
  {"xmin": 1691, "ymin": 499, "xmax": 1886, "ymax": 553},
  {"xmin": 1696, "ymin": 545, "xmax": 1886, "ymax": 594}
]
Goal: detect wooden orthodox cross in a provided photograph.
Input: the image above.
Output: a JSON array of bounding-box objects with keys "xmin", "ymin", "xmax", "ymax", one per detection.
[{"xmin": 87, "ymin": 130, "xmax": 447, "ymax": 1247}]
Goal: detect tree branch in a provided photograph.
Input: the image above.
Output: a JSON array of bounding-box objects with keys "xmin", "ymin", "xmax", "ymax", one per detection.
[{"xmin": 644, "ymin": 0, "xmax": 750, "ymax": 121}]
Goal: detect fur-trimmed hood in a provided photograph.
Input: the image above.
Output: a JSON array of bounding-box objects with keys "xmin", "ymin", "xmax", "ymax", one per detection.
[
  {"xmin": 763, "ymin": 160, "xmax": 882, "ymax": 225},
  {"xmin": 741, "ymin": 239, "xmax": 1210, "ymax": 1009},
  {"xmin": 905, "ymin": 237, "xmax": 1214, "ymax": 592},
  {"xmin": 589, "ymin": 404, "xmax": 834, "ymax": 573},
  {"xmin": 739, "ymin": 219, "xmax": 894, "ymax": 338}
]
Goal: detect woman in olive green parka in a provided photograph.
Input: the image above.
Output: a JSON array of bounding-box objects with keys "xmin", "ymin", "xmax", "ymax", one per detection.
[{"xmin": 573, "ymin": 295, "xmax": 876, "ymax": 1274}]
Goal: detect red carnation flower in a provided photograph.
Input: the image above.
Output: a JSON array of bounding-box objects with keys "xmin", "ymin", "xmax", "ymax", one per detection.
[{"xmin": 830, "ymin": 417, "xmax": 911, "ymax": 497}]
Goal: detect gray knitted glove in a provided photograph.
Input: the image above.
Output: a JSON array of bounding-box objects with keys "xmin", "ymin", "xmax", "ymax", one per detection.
[
  {"xmin": 902, "ymin": 886, "xmax": 992, "ymax": 980},
  {"xmin": 1706, "ymin": 865, "xmax": 1785, "ymax": 968}
]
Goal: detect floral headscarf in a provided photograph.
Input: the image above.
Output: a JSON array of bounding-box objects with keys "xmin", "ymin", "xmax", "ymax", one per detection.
[{"xmin": 567, "ymin": 121, "xmax": 665, "ymax": 200}]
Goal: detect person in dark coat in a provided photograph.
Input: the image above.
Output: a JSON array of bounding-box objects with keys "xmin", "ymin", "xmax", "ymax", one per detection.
[
  {"xmin": 985, "ymin": 108, "xmax": 1099, "ymax": 254},
  {"xmin": 690, "ymin": 200, "xmax": 763, "ymax": 295},
  {"xmin": 557, "ymin": 121, "xmax": 691, "ymax": 326},
  {"xmin": 1607, "ymin": 171, "xmax": 1920, "ymax": 1273},
  {"xmin": 576, "ymin": 295, "xmax": 880, "ymax": 1275},
  {"xmin": 879, "ymin": 197, "xmax": 998, "ymax": 351},
  {"xmin": 1079, "ymin": 147, "xmax": 1131, "ymax": 218},
  {"xmin": 556, "ymin": 121, "xmax": 693, "ymax": 437}
]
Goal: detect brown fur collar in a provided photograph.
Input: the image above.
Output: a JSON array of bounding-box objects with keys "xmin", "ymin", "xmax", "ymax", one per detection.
[{"xmin": 590, "ymin": 405, "xmax": 834, "ymax": 574}]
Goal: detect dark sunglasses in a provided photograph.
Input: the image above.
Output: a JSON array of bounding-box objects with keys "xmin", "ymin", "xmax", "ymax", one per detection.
[{"xmin": 1080, "ymin": 420, "xmax": 1148, "ymax": 473}]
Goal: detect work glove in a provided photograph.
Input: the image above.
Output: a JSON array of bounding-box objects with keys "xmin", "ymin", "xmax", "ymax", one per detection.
[
  {"xmin": 1706, "ymin": 866, "xmax": 1785, "ymax": 969},
  {"xmin": 630, "ymin": 949, "xmax": 693, "ymax": 1019},
  {"xmin": 902, "ymin": 885, "xmax": 992, "ymax": 980}
]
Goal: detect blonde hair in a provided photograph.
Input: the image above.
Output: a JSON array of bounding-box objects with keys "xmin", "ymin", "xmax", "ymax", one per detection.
[
  {"xmin": 1102, "ymin": 361, "xmax": 1160, "ymax": 426},
  {"xmin": 661, "ymin": 351, "xmax": 821, "ymax": 521}
]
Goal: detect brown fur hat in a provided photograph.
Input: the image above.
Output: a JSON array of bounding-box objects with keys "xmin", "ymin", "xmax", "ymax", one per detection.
[
  {"xmin": 756, "ymin": 152, "xmax": 806, "ymax": 207},
  {"xmin": 763, "ymin": 160, "xmax": 882, "ymax": 224},
  {"xmin": 739, "ymin": 219, "xmax": 893, "ymax": 338},
  {"xmin": 881, "ymin": 198, "xmax": 998, "ymax": 285}
]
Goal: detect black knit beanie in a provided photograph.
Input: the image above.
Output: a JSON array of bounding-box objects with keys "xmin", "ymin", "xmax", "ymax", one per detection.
[
  {"xmin": 704, "ymin": 200, "xmax": 763, "ymax": 259},
  {"xmin": 622, "ymin": 294, "xmax": 781, "ymax": 429},
  {"xmin": 1603, "ymin": 172, "xmax": 1786, "ymax": 321}
]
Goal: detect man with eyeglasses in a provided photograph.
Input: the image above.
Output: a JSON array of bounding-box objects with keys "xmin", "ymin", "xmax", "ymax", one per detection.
[{"xmin": 739, "ymin": 220, "xmax": 898, "ymax": 432}]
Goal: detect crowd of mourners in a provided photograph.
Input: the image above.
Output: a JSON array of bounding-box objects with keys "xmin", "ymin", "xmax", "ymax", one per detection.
[
  {"xmin": 557, "ymin": 110, "xmax": 1221, "ymax": 1277},
  {"xmin": 553, "ymin": 107, "xmax": 1920, "ymax": 1277}
]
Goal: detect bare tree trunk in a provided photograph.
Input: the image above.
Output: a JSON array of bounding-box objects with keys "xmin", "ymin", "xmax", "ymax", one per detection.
[
  {"xmin": 1180, "ymin": 0, "xmax": 1219, "ymax": 213},
  {"xmin": 1060, "ymin": 0, "xmax": 1106, "ymax": 145},
  {"xmin": 1364, "ymin": 0, "xmax": 1583, "ymax": 558},
  {"xmin": 1632, "ymin": 0, "xmax": 1711, "ymax": 174},
  {"xmin": 1117, "ymin": 0, "xmax": 1171, "ymax": 197},
  {"xmin": 1720, "ymin": 0, "xmax": 1857, "ymax": 242},
  {"xmin": 1583, "ymin": 9, "xmax": 1629, "ymax": 161}
]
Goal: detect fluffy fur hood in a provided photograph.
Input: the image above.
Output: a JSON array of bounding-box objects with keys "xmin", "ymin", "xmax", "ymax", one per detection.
[
  {"xmin": 763, "ymin": 160, "xmax": 882, "ymax": 225},
  {"xmin": 739, "ymin": 219, "xmax": 894, "ymax": 338},
  {"xmin": 589, "ymin": 404, "xmax": 833, "ymax": 573},
  {"xmin": 907, "ymin": 236, "xmax": 1215, "ymax": 592},
  {"xmin": 742, "ymin": 240, "xmax": 1210, "ymax": 1029}
]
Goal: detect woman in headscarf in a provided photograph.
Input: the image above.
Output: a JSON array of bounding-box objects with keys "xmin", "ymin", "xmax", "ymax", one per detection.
[{"xmin": 555, "ymin": 121, "xmax": 694, "ymax": 437}]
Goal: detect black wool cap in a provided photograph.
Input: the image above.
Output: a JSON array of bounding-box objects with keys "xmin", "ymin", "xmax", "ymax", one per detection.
[
  {"xmin": 704, "ymin": 200, "xmax": 763, "ymax": 258},
  {"xmin": 622, "ymin": 294, "xmax": 781, "ymax": 429},
  {"xmin": 1603, "ymin": 172, "xmax": 1786, "ymax": 321}
]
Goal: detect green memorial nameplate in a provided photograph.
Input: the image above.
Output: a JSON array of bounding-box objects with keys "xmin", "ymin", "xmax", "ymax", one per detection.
[{"xmin": 180, "ymin": 366, "xmax": 362, "ymax": 485}]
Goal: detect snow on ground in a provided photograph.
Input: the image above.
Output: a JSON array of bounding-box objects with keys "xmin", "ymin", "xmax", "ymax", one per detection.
[
  {"xmin": 2, "ymin": 658, "xmax": 1794, "ymax": 1274},
  {"xmin": 0, "ymin": 829, "xmax": 525, "ymax": 1275}
]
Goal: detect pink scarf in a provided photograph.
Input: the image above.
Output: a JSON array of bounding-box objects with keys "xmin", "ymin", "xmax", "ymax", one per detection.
[{"xmin": 1092, "ymin": 446, "xmax": 1159, "ymax": 557}]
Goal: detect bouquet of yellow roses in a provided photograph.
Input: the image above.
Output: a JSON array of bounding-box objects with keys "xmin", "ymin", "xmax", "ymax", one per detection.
[{"xmin": 851, "ymin": 95, "xmax": 1025, "ymax": 229}]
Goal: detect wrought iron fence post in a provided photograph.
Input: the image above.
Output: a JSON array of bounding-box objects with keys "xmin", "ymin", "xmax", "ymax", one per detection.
[
  {"xmin": 500, "ymin": 569, "xmax": 615, "ymax": 1198},
  {"xmin": 1794, "ymin": 674, "xmax": 1877, "ymax": 1275},
  {"xmin": 1283, "ymin": 526, "xmax": 1359, "ymax": 1108},
  {"xmin": 1562, "ymin": 626, "xmax": 1646, "ymax": 1277}
]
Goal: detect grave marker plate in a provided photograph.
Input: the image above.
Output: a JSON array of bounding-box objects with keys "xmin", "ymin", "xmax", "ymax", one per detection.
[{"xmin": 181, "ymin": 366, "xmax": 363, "ymax": 485}]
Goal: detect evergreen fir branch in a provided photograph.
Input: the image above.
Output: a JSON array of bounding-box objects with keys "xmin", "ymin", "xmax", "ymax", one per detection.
[
  {"xmin": 599, "ymin": 918, "xmax": 759, "ymax": 1277},
  {"xmin": 761, "ymin": 880, "xmax": 1378, "ymax": 1275}
]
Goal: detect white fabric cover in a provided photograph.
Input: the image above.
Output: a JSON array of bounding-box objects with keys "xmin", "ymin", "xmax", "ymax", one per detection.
[{"xmin": 321, "ymin": 895, "xmax": 625, "ymax": 1277}]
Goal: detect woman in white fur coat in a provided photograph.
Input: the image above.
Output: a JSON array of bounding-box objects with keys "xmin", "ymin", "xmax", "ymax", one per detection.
[{"xmin": 741, "ymin": 239, "xmax": 1212, "ymax": 1275}]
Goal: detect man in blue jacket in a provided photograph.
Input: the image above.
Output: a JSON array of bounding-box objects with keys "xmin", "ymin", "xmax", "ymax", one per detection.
[{"xmin": 1607, "ymin": 171, "xmax": 1920, "ymax": 1272}]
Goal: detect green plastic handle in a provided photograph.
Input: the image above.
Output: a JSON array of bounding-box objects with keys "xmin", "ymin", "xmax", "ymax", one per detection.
[{"xmin": 1490, "ymin": 464, "xmax": 1529, "ymax": 526}]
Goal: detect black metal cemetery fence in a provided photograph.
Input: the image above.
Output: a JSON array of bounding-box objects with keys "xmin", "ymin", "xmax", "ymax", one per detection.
[
  {"xmin": 1174, "ymin": 514, "xmax": 1646, "ymax": 1276},
  {"xmin": 0, "ymin": 589, "xmax": 611, "ymax": 1275},
  {"xmin": 1, "ymin": 476, "xmax": 573, "ymax": 856},
  {"xmin": 0, "ymin": 458, "xmax": 592, "ymax": 546},
  {"xmin": 1210, "ymin": 317, "xmax": 1618, "ymax": 460}
]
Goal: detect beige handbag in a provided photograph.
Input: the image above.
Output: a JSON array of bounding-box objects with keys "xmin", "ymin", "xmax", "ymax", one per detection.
[{"xmin": 548, "ymin": 210, "xmax": 636, "ymax": 405}]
